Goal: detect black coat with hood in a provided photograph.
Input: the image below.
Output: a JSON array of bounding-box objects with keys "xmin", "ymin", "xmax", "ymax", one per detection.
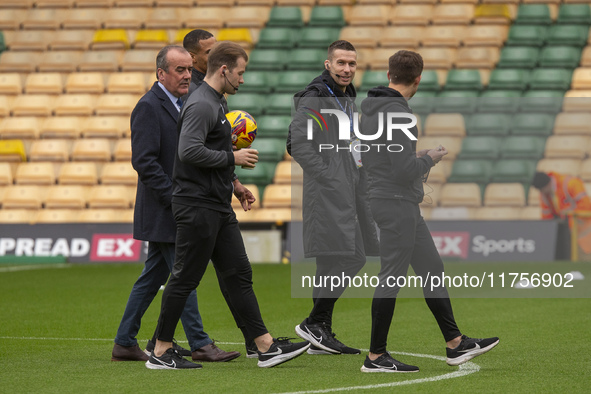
[
  {"xmin": 287, "ymin": 70, "xmax": 379, "ymax": 258},
  {"xmin": 360, "ymin": 86, "xmax": 434, "ymax": 204}
]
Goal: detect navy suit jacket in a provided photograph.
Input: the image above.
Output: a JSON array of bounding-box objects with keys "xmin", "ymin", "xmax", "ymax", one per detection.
[{"xmin": 130, "ymin": 82, "xmax": 180, "ymax": 243}]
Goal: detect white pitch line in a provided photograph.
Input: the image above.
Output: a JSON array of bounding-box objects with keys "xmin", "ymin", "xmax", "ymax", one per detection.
[{"xmin": 0, "ymin": 264, "xmax": 70, "ymax": 273}]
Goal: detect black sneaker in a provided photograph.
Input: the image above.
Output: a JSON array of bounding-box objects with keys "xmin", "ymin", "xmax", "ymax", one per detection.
[
  {"xmin": 257, "ymin": 337, "xmax": 310, "ymax": 368},
  {"xmin": 295, "ymin": 320, "xmax": 357, "ymax": 354},
  {"xmin": 145, "ymin": 339, "xmax": 191, "ymax": 357},
  {"xmin": 145, "ymin": 348, "xmax": 202, "ymax": 370},
  {"xmin": 446, "ymin": 335, "xmax": 500, "ymax": 366},
  {"xmin": 361, "ymin": 352, "xmax": 419, "ymax": 373},
  {"xmin": 245, "ymin": 339, "xmax": 258, "ymax": 359}
]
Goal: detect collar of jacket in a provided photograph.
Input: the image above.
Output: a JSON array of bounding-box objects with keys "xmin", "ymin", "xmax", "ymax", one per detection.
[
  {"xmin": 307, "ymin": 69, "xmax": 357, "ymax": 98},
  {"xmin": 191, "ymin": 68, "xmax": 206, "ymax": 84}
]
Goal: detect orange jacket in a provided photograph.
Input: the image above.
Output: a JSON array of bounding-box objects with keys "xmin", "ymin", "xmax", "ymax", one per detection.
[{"xmin": 540, "ymin": 172, "xmax": 591, "ymax": 220}]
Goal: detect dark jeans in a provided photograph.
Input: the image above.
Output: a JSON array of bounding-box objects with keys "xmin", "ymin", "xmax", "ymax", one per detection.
[
  {"xmin": 114, "ymin": 241, "xmax": 211, "ymax": 350},
  {"xmin": 156, "ymin": 205, "xmax": 268, "ymax": 343},
  {"xmin": 369, "ymin": 198, "xmax": 461, "ymax": 354}
]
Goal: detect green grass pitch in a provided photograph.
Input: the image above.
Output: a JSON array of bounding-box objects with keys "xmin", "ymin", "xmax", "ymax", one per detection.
[{"xmin": 1, "ymin": 262, "xmax": 590, "ymax": 393}]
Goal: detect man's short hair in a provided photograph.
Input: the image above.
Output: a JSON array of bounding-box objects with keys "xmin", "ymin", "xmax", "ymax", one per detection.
[
  {"xmin": 206, "ymin": 41, "xmax": 248, "ymax": 76},
  {"xmin": 388, "ymin": 50, "xmax": 424, "ymax": 86},
  {"xmin": 156, "ymin": 45, "xmax": 189, "ymax": 77},
  {"xmin": 532, "ymin": 172, "xmax": 551, "ymax": 190},
  {"xmin": 327, "ymin": 40, "xmax": 356, "ymax": 60},
  {"xmin": 183, "ymin": 29, "xmax": 214, "ymax": 52}
]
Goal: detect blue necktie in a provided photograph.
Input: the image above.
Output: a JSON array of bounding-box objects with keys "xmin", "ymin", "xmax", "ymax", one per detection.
[{"xmin": 176, "ymin": 98, "xmax": 183, "ymax": 109}]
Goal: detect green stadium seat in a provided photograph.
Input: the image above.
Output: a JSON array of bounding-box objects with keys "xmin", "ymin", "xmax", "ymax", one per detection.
[
  {"xmin": 434, "ymin": 91, "xmax": 479, "ymax": 114},
  {"xmin": 408, "ymin": 91, "xmax": 435, "ymax": 115},
  {"xmin": 466, "ymin": 113, "xmax": 511, "ymax": 136},
  {"xmin": 253, "ymin": 138, "xmax": 286, "ymax": 162},
  {"xmin": 520, "ymin": 90, "xmax": 565, "ymax": 113},
  {"xmin": 257, "ymin": 28, "xmax": 299, "ymax": 49},
  {"xmin": 528, "ymin": 69, "xmax": 572, "ymax": 91},
  {"xmin": 309, "ymin": 6, "xmax": 345, "ymax": 28},
  {"xmin": 298, "ymin": 28, "xmax": 341, "ymax": 49},
  {"xmin": 491, "ymin": 159, "xmax": 536, "ymax": 184},
  {"xmin": 287, "ymin": 49, "xmax": 326, "ymax": 71},
  {"xmin": 256, "ymin": 115, "xmax": 291, "ymax": 139},
  {"xmin": 506, "ymin": 25, "xmax": 548, "ymax": 48},
  {"xmin": 445, "ymin": 69, "xmax": 482, "ymax": 92},
  {"xmin": 448, "ymin": 160, "xmax": 493, "ymax": 185},
  {"xmin": 546, "ymin": 25, "xmax": 589, "ymax": 47},
  {"xmin": 515, "ymin": 4, "xmax": 552, "ymax": 26},
  {"xmin": 500, "ymin": 136, "xmax": 546, "ymax": 160},
  {"xmin": 275, "ymin": 71, "xmax": 318, "ymax": 94},
  {"xmin": 226, "ymin": 93, "xmax": 266, "ymax": 117},
  {"xmin": 361, "ymin": 70, "xmax": 389, "ymax": 91},
  {"xmin": 418, "ymin": 70, "xmax": 440, "ymax": 92},
  {"xmin": 240, "ymin": 71, "xmax": 273, "ymax": 94},
  {"xmin": 0, "ymin": 31, "xmax": 5, "ymax": 54},
  {"xmin": 557, "ymin": 4, "xmax": 591, "ymax": 26},
  {"xmin": 234, "ymin": 162, "xmax": 275, "ymax": 189},
  {"xmin": 267, "ymin": 7, "xmax": 303, "ymax": 28},
  {"xmin": 539, "ymin": 46, "xmax": 582, "ymax": 69},
  {"xmin": 488, "ymin": 69, "xmax": 529, "ymax": 91},
  {"xmin": 497, "ymin": 47, "xmax": 539, "ymax": 69},
  {"xmin": 265, "ymin": 93, "xmax": 294, "ymax": 116},
  {"xmin": 247, "ymin": 49, "xmax": 288, "ymax": 71},
  {"xmin": 477, "ymin": 90, "xmax": 522, "ymax": 113},
  {"xmin": 511, "ymin": 113, "xmax": 555, "ymax": 136},
  {"xmin": 458, "ymin": 136, "xmax": 501, "ymax": 160}
]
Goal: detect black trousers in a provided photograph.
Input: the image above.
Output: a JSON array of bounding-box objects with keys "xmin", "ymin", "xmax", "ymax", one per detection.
[
  {"xmin": 156, "ymin": 204, "xmax": 268, "ymax": 343},
  {"xmin": 308, "ymin": 222, "xmax": 366, "ymax": 328},
  {"xmin": 369, "ymin": 198, "xmax": 461, "ymax": 354}
]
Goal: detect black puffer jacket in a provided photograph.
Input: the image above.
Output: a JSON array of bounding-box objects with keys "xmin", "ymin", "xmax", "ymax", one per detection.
[{"xmin": 287, "ymin": 70, "xmax": 379, "ymax": 258}]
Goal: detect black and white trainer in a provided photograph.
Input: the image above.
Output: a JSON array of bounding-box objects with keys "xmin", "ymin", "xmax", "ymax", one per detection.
[
  {"xmin": 446, "ymin": 335, "xmax": 500, "ymax": 366},
  {"xmin": 145, "ymin": 339, "xmax": 191, "ymax": 357},
  {"xmin": 361, "ymin": 352, "xmax": 419, "ymax": 373},
  {"xmin": 295, "ymin": 320, "xmax": 359, "ymax": 354},
  {"xmin": 246, "ymin": 339, "xmax": 258, "ymax": 359},
  {"xmin": 145, "ymin": 348, "xmax": 202, "ymax": 370},
  {"xmin": 257, "ymin": 337, "xmax": 310, "ymax": 368}
]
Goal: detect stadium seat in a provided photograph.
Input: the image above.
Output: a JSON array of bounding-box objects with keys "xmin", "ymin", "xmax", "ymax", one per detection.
[
  {"xmin": 144, "ymin": 7, "xmax": 180, "ymax": 29},
  {"xmin": 571, "ymin": 68, "xmax": 591, "ymax": 90},
  {"xmin": 487, "ymin": 69, "xmax": 529, "ymax": 91},
  {"xmin": 520, "ymin": 90, "xmax": 565, "ymax": 113},
  {"xmin": 273, "ymin": 161, "xmax": 303, "ymax": 184},
  {"xmin": 28, "ymin": 139, "xmax": 70, "ymax": 162},
  {"xmin": 473, "ymin": 4, "xmax": 512, "ymax": 25},
  {"xmin": 62, "ymin": 8, "xmax": 107, "ymax": 30},
  {"xmin": 121, "ymin": 50, "xmax": 158, "ymax": 72},
  {"xmin": 257, "ymin": 28, "xmax": 299, "ymax": 49},
  {"xmin": 339, "ymin": 27, "xmax": 383, "ymax": 49},
  {"xmin": 22, "ymin": 8, "xmax": 64, "ymax": 30},
  {"xmin": 251, "ymin": 208, "xmax": 296, "ymax": 224},
  {"xmin": 240, "ymin": 71, "xmax": 273, "ymax": 94},
  {"xmin": 422, "ymin": 25, "xmax": 466, "ymax": 48},
  {"xmin": 71, "ymin": 139, "xmax": 112, "ymax": 162},
  {"xmin": 253, "ymin": 138, "xmax": 286, "ymax": 162},
  {"xmin": 287, "ymin": 49, "xmax": 326, "ymax": 70},
  {"xmin": 2, "ymin": 185, "xmax": 45, "ymax": 209},
  {"xmin": 226, "ymin": 93, "xmax": 266, "ymax": 117},
  {"xmin": 507, "ymin": 25, "xmax": 548, "ymax": 48},
  {"xmin": 65, "ymin": 72, "xmax": 105, "ymax": 94},
  {"xmin": 0, "ymin": 51, "xmax": 38, "ymax": 73},
  {"xmin": 54, "ymin": 94, "xmax": 96, "ymax": 116},
  {"xmin": 580, "ymin": 47, "xmax": 591, "ymax": 68},
  {"xmin": 429, "ymin": 207, "xmax": 476, "ymax": 220},
  {"xmin": 484, "ymin": 183, "xmax": 526, "ymax": 207},
  {"xmin": 40, "ymin": 117, "xmax": 82, "ymax": 139},
  {"xmin": 515, "ymin": 4, "xmax": 552, "ymax": 26},
  {"xmin": 391, "ymin": 5, "xmax": 433, "ymax": 26},
  {"xmin": 264, "ymin": 94, "xmax": 294, "ymax": 116},
  {"xmin": 579, "ymin": 159, "xmax": 591, "ymax": 182},
  {"xmin": 500, "ymin": 136, "xmax": 546, "ymax": 159},
  {"xmin": 491, "ymin": 159, "xmax": 536, "ymax": 183},
  {"xmin": 8, "ymin": 30, "xmax": 52, "ymax": 52},
  {"xmin": 81, "ymin": 116, "xmax": 128, "ymax": 139},
  {"xmin": 497, "ymin": 47, "xmax": 539, "ymax": 69},
  {"xmin": 95, "ymin": 94, "xmax": 138, "ymax": 116},
  {"xmin": 262, "ymin": 184, "xmax": 301, "ymax": 208},
  {"xmin": 425, "ymin": 160, "xmax": 451, "ymax": 184},
  {"xmin": 432, "ymin": 4, "xmax": 474, "ymax": 25},
  {"xmin": 100, "ymin": 162, "xmax": 137, "ymax": 185},
  {"xmin": 467, "ymin": 113, "xmax": 511, "ymax": 136},
  {"xmin": 528, "ymin": 185, "xmax": 540, "ymax": 206},
  {"xmin": 434, "ymin": 91, "xmax": 479, "ymax": 114},
  {"xmin": 544, "ymin": 135, "xmax": 590, "ymax": 159},
  {"xmin": 38, "ymin": 51, "xmax": 82, "ymax": 73},
  {"xmin": 424, "ymin": 114, "xmax": 466, "ymax": 137},
  {"xmin": 360, "ymin": 70, "xmax": 389, "ymax": 91},
  {"xmin": 553, "ymin": 112, "xmax": 591, "ymax": 136},
  {"xmin": 546, "ymin": 25, "xmax": 589, "ymax": 47},
  {"xmin": 0, "ymin": 73, "xmax": 23, "ymax": 95},
  {"xmin": 0, "ymin": 9, "xmax": 27, "ymax": 30},
  {"xmin": 455, "ymin": 47, "xmax": 500, "ymax": 69},
  {"xmin": 74, "ymin": 0, "xmax": 116, "ymax": 6},
  {"xmin": 528, "ymin": 69, "xmax": 572, "ymax": 91},
  {"xmin": 87, "ymin": 185, "xmax": 132, "ymax": 209},
  {"xmin": 0, "ymin": 117, "xmax": 41, "ymax": 139},
  {"xmin": 91, "ymin": 29, "xmax": 130, "ymax": 51},
  {"xmin": 562, "ymin": 91, "xmax": 591, "ymax": 112},
  {"xmin": 458, "ymin": 136, "xmax": 501, "ymax": 160},
  {"xmin": 248, "ymin": 49, "xmax": 288, "ymax": 71},
  {"xmin": 520, "ymin": 206, "xmax": 541, "ymax": 220},
  {"xmin": 132, "ymin": 30, "xmax": 170, "ymax": 50},
  {"xmin": 0, "ymin": 140, "xmax": 27, "ymax": 162},
  {"xmin": 445, "ymin": 70, "xmax": 482, "ymax": 91},
  {"xmin": 234, "ymin": 162, "xmax": 274, "ymax": 188},
  {"xmin": 104, "ymin": 8, "xmax": 149, "ymax": 29},
  {"xmin": 107, "ymin": 72, "xmax": 145, "ymax": 94},
  {"xmin": 0, "ymin": 209, "xmax": 36, "ymax": 224},
  {"xmin": 35, "ymin": 209, "xmax": 80, "ymax": 223},
  {"xmin": 378, "ymin": 26, "xmax": 422, "ymax": 49},
  {"xmin": 416, "ymin": 136, "xmax": 462, "ymax": 160},
  {"xmin": 448, "ymin": 160, "xmax": 493, "ymax": 184},
  {"xmin": 477, "ymin": 90, "xmax": 522, "ymax": 113},
  {"xmin": 0, "ymin": 96, "xmax": 14, "ymax": 118},
  {"xmin": 266, "ymin": 6, "xmax": 303, "ymax": 28},
  {"xmin": 275, "ymin": 71, "xmax": 318, "ymax": 94},
  {"xmin": 77, "ymin": 209, "xmax": 121, "ymax": 223},
  {"xmin": 439, "ymin": 183, "xmax": 482, "ymax": 207},
  {"xmin": 309, "ymin": 6, "xmax": 345, "ymax": 27},
  {"xmin": 417, "ymin": 48, "xmax": 456, "ymax": 70},
  {"xmin": 218, "ymin": 28, "xmax": 253, "ymax": 49},
  {"xmin": 113, "ymin": 139, "xmax": 132, "ymax": 161},
  {"xmin": 11, "ymin": 95, "xmax": 53, "ymax": 117},
  {"xmin": 348, "ymin": 5, "xmax": 391, "ymax": 26},
  {"xmin": 298, "ymin": 28, "xmax": 341, "ymax": 49},
  {"xmin": 25, "ymin": 73, "xmax": 64, "ymax": 95},
  {"xmin": 14, "ymin": 162, "xmax": 56, "ymax": 185},
  {"xmin": 408, "ymin": 91, "xmax": 436, "ymax": 115},
  {"xmin": 256, "ymin": 115, "xmax": 291, "ymax": 139},
  {"xmin": 537, "ymin": 158, "xmax": 581, "ymax": 177},
  {"xmin": 44, "ymin": 185, "xmax": 88, "ymax": 209},
  {"xmin": 475, "ymin": 207, "xmax": 521, "ymax": 220},
  {"xmin": 540, "ymin": 46, "xmax": 582, "ymax": 69},
  {"xmin": 463, "ymin": 25, "xmax": 509, "ymax": 47},
  {"xmin": 226, "ymin": 7, "xmax": 271, "ymax": 28},
  {"xmin": 115, "ymin": 0, "xmax": 153, "ymax": 7},
  {"xmin": 557, "ymin": 4, "xmax": 591, "ymax": 25},
  {"xmin": 0, "ymin": 163, "xmax": 13, "ymax": 185},
  {"xmin": 417, "ymin": 70, "xmax": 440, "ymax": 92},
  {"xmin": 78, "ymin": 50, "xmax": 124, "ymax": 72}
]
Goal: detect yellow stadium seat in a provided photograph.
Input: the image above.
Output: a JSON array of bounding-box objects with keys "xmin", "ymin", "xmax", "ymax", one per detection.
[
  {"xmin": 0, "ymin": 96, "xmax": 14, "ymax": 118},
  {"xmin": 95, "ymin": 94, "xmax": 139, "ymax": 116},
  {"xmin": 121, "ymin": 50, "xmax": 158, "ymax": 72},
  {"xmin": 537, "ymin": 159, "xmax": 581, "ymax": 177},
  {"xmin": 0, "ymin": 162, "xmax": 14, "ymax": 185},
  {"xmin": 104, "ymin": 8, "xmax": 149, "ymax": 29},
  {"xmin": 145, "ymin": 8, "xmax": 181, "ymax": 29},
  {"xmin": 75, "ymin": 0, "xmax": 116, "ymax": 6},
  {"xmin": 81, "ymin": 116, "xmax": 127, "ymax": 139},
  {"xmin": 0, "ymin": 140, "xmax": 27, "ymax": 162},
  {"xmin": 580, "ymin": 47, "xmax": 591, "ymax": 68},
  {"xmin": 100, "ymin": 162, "xmax": 137, "ymax": 185},
  {"xmin": 71, "ymin": 139, "xmax": 112, "ymax": 162},
  {"xmin": 0, "ymin": 9, "xmax": 27, "ymax": 30},
  {"xmin": 398, "ymin": 0, "xmax": 436, "ymax": 3},
  {"xmin": 62, "ymin": 9, "xmax": 107, "ymax": 30},
  {"xmin": 367, "ymin": 49, "xmax": 411, "ymax": 69},
  {"xmin": 22, "ymin": 9, "xmax": 64, "ymax": 30},
  {"xmin": 77, "ymin": 209, "xmax": 120, "ymax": 223},
  {"xmin": 425, "ymin": 160, "xmax": 452, "ymax": 184},
  {"xmin": 528, "ymin": 186, "xmax": 540, "ymax": 206},
  {"xmin": 87, "ymin": 185, "xmax": 132, "ymax": 209},
  {"xmin": 0, "ymin": 51, "xmax": 38, "ymax": 73},
  {"xmin": 78, "ymin": 50, "xmax": 124, "ymax": 72},
  {"xmin": 391, "ymin": 5, "xmax": 433, "ymax": 26},
  {"xmin": 263, "ymin": 184, "xmax": 302, "ymax": 209},
  {"xmin": 553, "ymin": 113, "xmax": 591, "ymax": 136},
  {"xmin": 474, "ymin": 4, "xmax": 512, "ymax": 25},
  {"xmin": 381, "ymin": 26, "xmax": 424, "ymax": 48},
  {"xmin": 36, "ymin": 209, "xmax": 80, "ymax": 223},
  {"xmin": 422, "ymin": 25, "xmax": 467, "ymax": 47},
  {"xmin": 416, "ymin": 136, "xmax": 462, "ymax": 160},
  {"xmin": 107, "ymin": 73, "xmax": 146, "ymax": 94},
  {"xmin": 226, "ymin": 7, "xmax": 271, "ymax": 28},
  {"xmin": 218, "ymin": 28, "xmax": 253, "ymax": 49},
  {"xmin": 24, "ymin": 73, "xmax": 64, "ymax": 95},
  {"xmin": 2, "ymin": 185, "xmax": 46, "ymax": 209},
  {"xmin": 439, "ymin": 183, "xmax": 482, "ymax": 207},
  {"xmin": 132, "ymin": 30, "xmax": 170, "ymax": 50},
  {"xmin": 11, "ymin": 95, "xmax": 53, "ymax": 117},
  {"xmin": 424, "ymin": 114, "xmax": 466, "ymax": 137},
  {"xmin": 275, "ymin": 0, "xmax": 314, "ymax": 6},
  {"xmin": 35, "ymin": 0, "xmax": 75, "ymax": 6},
  {"xmin": 15, "ymin": 162, "xmax": 57, "ymax": 185},
  {"xmin": 28, "ymin": 140, "xmax": 71, "ymax": 162},
  {"xmin": 0, "ymin": 117, "xmax": 41, "ymax": 139},
  {"xmin": 475, "ymin": 207, "xmax": 520, "ymax": 220},
  {"xmin": 420, "ymin": 206, "xmax": 432, "ymax": 220},
  {"xmin": 119, "ymin": 208, "xmax": 135, "ymax": 223},
  {"xmin": 40, "ymin": 117, "xmax": 83, "ymax": 139},
  {"xmin": 181, "ymin": 7, "xmax": 227, "ymax": 29},
  {"xmin": 520, "ymin": 206, "xmax": 542, "ymax": 221},
  {"xmin": 54, "ymin": 94, "xmax": 96, "ymax": 116},
  {"xmin": 113, "ymin": 139, "xmax": 132, "ymax": 161},
  {"xmin": 418, "ymin": 47, "xmax": 457, "ymax": 69},
  {"xmin": 198, "ymin": 0, "xmax": 234, "ymax": 5},
  {"xmin": 38, "ymin": 51, "xmax": 83, "ymax": 73},
  {"xmin": 115, "ymin": 0, "xmax": 153, "ymax": 6},
  {"xmin": 0, "ymin": 74, "xmax": 23, "ymax": 95},
  {"xmin": 65, "ymin": 72, "xmax": 106, "ymax": 94},
  {"xmin": 231, "ymin": 183, "xmax": 260, "ymax": 210},
  {"xmin": 571, "ymin": 68, "xmax": 591, "ymax": 90},
  {"xmin": 456, "ymin": 47, "xmax": 499, "ymax": 69},
  {"xmin": 58, "ymin": 162, "xmax": 98, "ymax": 185},
  {"xmin": 318, "ymin": 0, "xmax": 353, "ymax": 5},
  {"xmin": 91, "ymin": 29, "xmax": 130, "ymax": 51},
  {"xmin": 563, "ymin": 91, "xmax": 591, "ymax": 113},
  {"xmin": 544, "ymin": 135, "xmax": 590, "ymax": 159},
  {"xmin": 484, "ymin": 183, "xmax": 526, "ymax": 207},
  {"xmin": 348, "ymin": 5, "xmax": 392, "ymax": 26},
  {"xmin": 432, "ymin": 4, "xmax": 474, "ymax": 25},
  {"xmin": 430, "ymin": 207, "xmax": 476, "ymax": 220},
  {"xmin": 273, "ymin": 161, "xmax": 303, "ymax": 184},
  {"xmin": 252, "ymin": 208, "xmax": 297, "ymax": 224},
  {"xmin": 463, "ymin": 25, "xmax": 509, "ymax": 47},
  {"xmin": 339, "ymin": 27, "xmax": 383, "ymax": 49},
  {"xmin": 420, "ymin": 182, "xmax": 442, "ymax": 207},
  {"xmin": 0, "ymin": 209, "xmax": 37, "ymax": 224},
  {"xmin": 7, "ymin": 30, "xmax": 52, "ymax": 51},
  {"xmin": 580, "ymin": 159, "xmax": 591, "ymax": 182}
]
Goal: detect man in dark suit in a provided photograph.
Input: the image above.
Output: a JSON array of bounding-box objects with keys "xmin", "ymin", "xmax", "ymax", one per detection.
[{"xmin": 112, "ymin": 45, "xmax": 240, "ymax": 363}]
